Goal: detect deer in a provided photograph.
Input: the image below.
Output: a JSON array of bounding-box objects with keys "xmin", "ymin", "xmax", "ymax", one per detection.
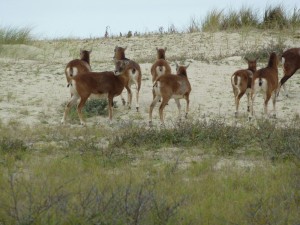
[
  {"xmin": 149, "ymin": 62, "xmax": 191, "ymax": 126},
  {"xmin": 231, "ymin": 57, "xmax": 257, "ymax": 117},
  {"xmin": 61, "ymin": 60, "xmax": 133, "ymax": 126},
  {"xmin": 155, "ymin": 47, "xmax": 167, "ymax": 60},
  {"xmin": 277, "ymin": 48, "xmax": 300, "ymax": 97},
  {"xmin": 65, "ymin": 49, "xmax": 92, "ymax": 88},
  {"xmin": 150, "ymin": 47, "xmax": 172, "ymax": 100},
  {"xmin": 113, "ymin": 46, "xmax": 142, "ymax": 111},
  {"xmin": 249, "ymin": 52, "xmax": 279, "ymax": 120}
]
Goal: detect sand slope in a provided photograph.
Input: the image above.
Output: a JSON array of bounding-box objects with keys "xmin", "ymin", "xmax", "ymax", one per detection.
[{"xmin": 0, "ymin": 31, "xmax": 300, "ymax": 128}]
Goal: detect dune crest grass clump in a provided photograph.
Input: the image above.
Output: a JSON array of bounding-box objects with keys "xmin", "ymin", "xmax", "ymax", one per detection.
[
  {"xmin": 201, "ymin": 4, "xmax": 300, "ymax": 32},
  {"xmin": 0, "ymin": 26, "xmax": 33, "ymax": 45}
]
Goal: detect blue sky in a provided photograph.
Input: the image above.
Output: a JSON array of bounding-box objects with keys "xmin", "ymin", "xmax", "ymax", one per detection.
[{"xmin": 0, "ymin": 0, "xmax": 299, "ymax": 39}]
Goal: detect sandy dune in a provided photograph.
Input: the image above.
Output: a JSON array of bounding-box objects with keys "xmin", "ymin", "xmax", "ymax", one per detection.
[{"xmin": 1, "ymin": 30, "xmax": 300, "ymax": 128}]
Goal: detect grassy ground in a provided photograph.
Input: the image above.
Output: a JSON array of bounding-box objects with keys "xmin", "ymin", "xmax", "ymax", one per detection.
[{"xmin": 0, "ymin": 118, "xmax": 299, "ymax": 224}]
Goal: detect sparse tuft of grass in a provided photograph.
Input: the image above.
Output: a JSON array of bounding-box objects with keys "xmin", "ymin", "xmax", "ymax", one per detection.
[
  {"xmin": 245, "ymin": 38, "xmax": 288, "ymax": 62},
  {"xmin": 186, "ymin": 16, "xmax": 201, "ymax": 33}
]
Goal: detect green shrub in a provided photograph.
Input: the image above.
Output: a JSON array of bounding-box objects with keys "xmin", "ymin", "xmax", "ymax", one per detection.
[
  {"xmin": 0, "ymin": 138, "xmax": 27, "ymax": 153},
  {"xmin": 61, "ymin": 99, "xmax": 114, "ymax": 122}
]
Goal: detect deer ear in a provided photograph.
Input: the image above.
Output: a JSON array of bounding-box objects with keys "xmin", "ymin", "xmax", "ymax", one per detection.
[
  {"xmin": 156, "ymin": 47, "xmax": 159, "ymax": 51},
  {"xmin": 185, "ymin": 63, "xmax": 190, "ymax": 69},
  {"xmin": 164, "ymin": 47, "xmax": 167, "ymax": 51},
  {"xmin": 124, "ymin": 46, "xmax": 127, "ymax": 50}
]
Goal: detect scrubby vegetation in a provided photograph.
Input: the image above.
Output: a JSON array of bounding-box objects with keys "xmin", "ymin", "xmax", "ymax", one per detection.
[{"xmin": 0, "ymin": 118, "xmax": 299, "ymax": 224}]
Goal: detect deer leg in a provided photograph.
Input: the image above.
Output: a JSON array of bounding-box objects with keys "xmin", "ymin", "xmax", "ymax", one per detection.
[
  {"xmin": 120, "ymin": 93, "xmax": 126, "ymax": 106},
  {"xmin": 278, "ymin": 75, "xmax": 292, "ymax": 97},
  {"xmin": 61, "ymin": 95, "xmax": 79, "ymax": 124},
  {"xmin": 149, "ymin": 96, "xmax": 160, "ymax": 125},
  {"xmin": 246, "ymin": 90, "xmax": 251, "ymax": 113},
  {"xmin": 159, "ymin": 97, "xmax": 170, "ymax": 126},
  {"xmin": 108, "ymin": 95, "xmax": 114, "ymax": 122},
  {"xmin": 271, "ymin": 91, "xmax": 277, "ymax": 118},
  {"xmin": 235, "ymin": 91, "xmax": 245, "ymax": 117},
  {"xmin": 135, "ymin": 84, "xmax": 140, "ymax": 112},
  {"xmin": 174, "ymin": 99, "xmax": 181, "ymax": 121},
  {"xmin": 77, "ymin": 96, "xmax": 88, "ymax": 126},
  {"xmin": 249, "ymin": 90, "xmax": 256, "ymax": 120},
  {"xmin": 263, "ymin": 93, "xmax": 271, "ymax": 117},
  {"xmin": 125, "ymin": 85, "xmax": 132, "ymax": 109},
  {"xmin": 185, "ymin": 95, "xmax": 190, "ymax": 119}
]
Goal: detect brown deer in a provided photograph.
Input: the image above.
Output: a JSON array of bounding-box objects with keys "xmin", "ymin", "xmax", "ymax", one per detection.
[
  {"xmin": 277, "ymin": 48, "xmax": 300, "ymax": 97},
  {"xmin": 149, "ymin": 62, "xmax": 191, "ymax": 126},
  {"xmin": 65, "ymin": 49, "xmax": 92, "ymax": 88},
  {"xmin": 150, "ymin": 47, "xmax": 172, "ymax": 100},
  {"xmin": 61, "ymin": 60, "xmax": 133, "ymax": 125},
  {"xmin": 249, "ymin": 52, "xmax": 279, "ymax": 119},
  {"xmin": 113, "ymin": 46, "xmax": 142, "ymax": 111},
  {"xmin": 231, "ymin": 58, "xmax": 257, "ymax": 117}
]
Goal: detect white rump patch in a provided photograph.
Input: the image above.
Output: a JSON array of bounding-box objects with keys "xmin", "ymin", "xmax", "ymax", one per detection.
[
  {"xmin": 253, "ymin": 78, "xmax": 268, "ymax": 93},
  {"xmin": 127, "ymin": 68, "xmax": 139, "ymax": 80},
  {"xmin": 66, "ymin": 67, "xmax": 78, "ymax": 77},
  {"xmin": 72, "ymin": 67, "xmax": 78, "ymax": 76},
  {"xmin": 231, "ymin": 76, "xmax": 241, "ymax": 87},
  {"xmin": 66, "ymin": 67, "xmax": 71, "ymax": 76},
  {"xmin": 282, "ymin": 57, "xmax": 285, "ymax": 65},
  {"xmin": 156, "ymin": 66, "xmax": 166, "ymax": 76}
]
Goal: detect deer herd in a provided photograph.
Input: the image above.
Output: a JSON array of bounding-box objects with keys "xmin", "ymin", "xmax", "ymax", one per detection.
[{"xmin": 61, "ymin": 46, "xmax": 300, "ymax": 126}]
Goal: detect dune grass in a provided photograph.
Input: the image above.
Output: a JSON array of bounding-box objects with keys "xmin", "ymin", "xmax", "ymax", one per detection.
[
  {"xmin": 199, "ymin": 4, "xmax": 299, "ymax": 33},
  {"xmin": 0, "ymin": 26, "xmax": 33, "ymax": 45}
]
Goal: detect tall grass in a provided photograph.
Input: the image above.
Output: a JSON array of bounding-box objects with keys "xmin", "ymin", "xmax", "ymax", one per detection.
[
  {"xmin": 0, "ymin": 26, "xmax": 33, "ymax": 45},
  {"xmin": 262, "ymin": 5, "xmax": 288, "ymax": 29}
]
